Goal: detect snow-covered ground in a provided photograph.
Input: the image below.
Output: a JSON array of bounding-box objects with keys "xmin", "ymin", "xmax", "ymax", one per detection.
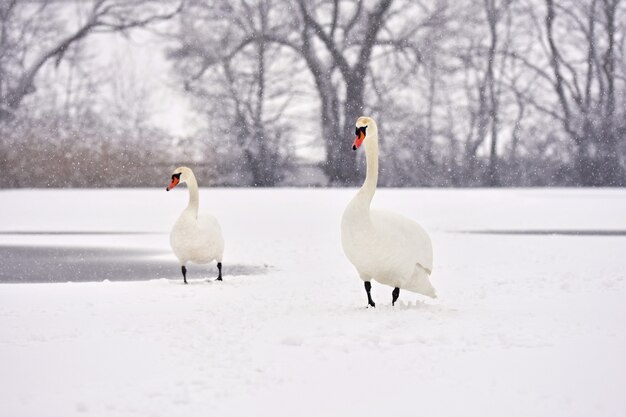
[{"xmin": 1, "ymin": 188, "xmax": 625, "ymax": 417}]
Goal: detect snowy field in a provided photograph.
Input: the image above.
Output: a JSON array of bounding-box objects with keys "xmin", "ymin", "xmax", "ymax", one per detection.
[{"xmin": 1, "ymin": 188, "xmax": 625, "ymax": 417}]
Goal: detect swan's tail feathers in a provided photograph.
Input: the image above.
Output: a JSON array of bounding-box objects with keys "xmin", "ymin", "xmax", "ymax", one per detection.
[{"xmin": 407, "ymin": 263, "xmax": 437, "ymax": 298}]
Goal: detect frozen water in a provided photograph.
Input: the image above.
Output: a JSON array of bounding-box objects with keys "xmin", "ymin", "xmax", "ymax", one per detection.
[{"xmin": 0, "ymin": 188, "xmax": 625, "ymax": 416}]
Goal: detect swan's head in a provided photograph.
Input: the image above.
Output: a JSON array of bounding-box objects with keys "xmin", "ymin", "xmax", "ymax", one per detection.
[
  {"xmin": 166, "ymin": 166, "xmax": 193, "ymax": 191},
  {"xmin": 353, "ymin": 116, "xmax": 375, "ymax": 150}
]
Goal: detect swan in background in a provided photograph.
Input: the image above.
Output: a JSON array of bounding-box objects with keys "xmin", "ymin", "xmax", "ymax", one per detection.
[
  {"xmin": 166, "ymin": 167, "xmax": 224, "ymax": 284},
  {"xmin": 341, "ymin": 117, "xmax": 435, "ymax": 307}
]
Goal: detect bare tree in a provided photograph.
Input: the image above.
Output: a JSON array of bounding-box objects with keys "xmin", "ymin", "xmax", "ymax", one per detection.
[
  {"xmin": 294, "ymin": 0, "xmax": 394, "ymax": 184},
  {"xmin": 170, "ymin": 0, "xmax": 296, "ymax": 186},
  {"xmin": 0, "ymin": 0, "xmax": 185, "ymax": 187},
  {"xmin": 3, "ymin": 0, "xmax": 624, "ymax": 188},
  {"xmin": 0, "ymin": 0, "xmax": 181, "ymax": 121},
  {"xmin": 516, "ymin": 0, "xmax": 626, "ymax": 185}
]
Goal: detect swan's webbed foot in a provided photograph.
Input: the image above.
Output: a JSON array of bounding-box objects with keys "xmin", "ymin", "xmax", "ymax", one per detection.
[
  {"xmin": 216, "ymin": 262, "xmax": 223, "ymax": 281},
  {"xmin": 364, "ymin": 281, "xmax": 376, "ymax": 308},
  {"xmin": 392, "ymin": 287, "xmax": 400, "ymax": 306},
  {"xmin": 181, "ymin": 265, "xmax": 188, "ymax": 284}
]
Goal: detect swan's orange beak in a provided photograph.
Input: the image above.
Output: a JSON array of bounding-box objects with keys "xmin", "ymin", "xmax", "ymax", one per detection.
[
  {"xmin": 166, "ymin": 176, "xmax": 179, "ymax": 191},
  {"xmin": 352, "ymin": 131, "xmax": 365, "ymax": 150}
]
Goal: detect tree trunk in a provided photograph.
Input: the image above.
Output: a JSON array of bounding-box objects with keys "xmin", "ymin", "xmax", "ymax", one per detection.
[
  {"xmin": 320, "ymin": 87, "xmax": 343, "ymax": 184},
  {"xmin": 484, "ymin": 0, "xmax": 500, "ymax": 186},
  {"xmin": 336, "ymin": 79, "xmax": 364, "ymax": 185}
]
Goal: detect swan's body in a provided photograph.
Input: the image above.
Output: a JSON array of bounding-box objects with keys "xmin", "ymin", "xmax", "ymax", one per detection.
[
  {"xmin": 342, "ymin": 207, "xmax": 434, "ymax": 294},
  {"xmin": 170, "ymin": 210, "xmax": 224, "ymax": 266},
  {"xmin": 341, "ymin": 117, "xmax": 435, "ymax": 306},
  {"xmin": 166, "ymin": 167, "xmax": 224, "ymax": 283}
]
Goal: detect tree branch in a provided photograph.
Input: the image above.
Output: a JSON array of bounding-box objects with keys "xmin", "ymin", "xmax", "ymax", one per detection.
[{"xmin": 297, "ymin": 0, "xmax": 352, "ymax": 78}]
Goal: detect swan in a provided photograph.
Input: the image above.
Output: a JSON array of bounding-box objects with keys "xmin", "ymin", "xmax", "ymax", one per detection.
[
  {"xmin": 166, "ymin": 167, "xmax": 224, "ymax": 284},
  {"xmin": 341, "ymin": 117, "xmax": 436, "ymax": 307}
]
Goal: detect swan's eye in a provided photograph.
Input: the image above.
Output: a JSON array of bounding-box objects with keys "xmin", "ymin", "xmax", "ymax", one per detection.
[
  {"xmin": 172, "ymin": 173, "xmax": 181, "ymax": 180},
  {"xmin": 355, "ymin": 126, "xmax": 367, "ymax": 136}
]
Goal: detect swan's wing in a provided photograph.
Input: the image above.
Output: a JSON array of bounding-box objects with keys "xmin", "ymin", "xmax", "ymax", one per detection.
[
  {"xmin": 197, "ymin": 213, "xmax": 223, "ymax": 239},
  {"xmin": 370, "ymin": 209, "xmax": 433, "ymax": 272},
  {"xmin": 197, "ymin": 213, "xmax": 225, "ymax": 259},
  {"xmin": 197, "ymin": 212, "xmax": 220, "ymax": 229}
]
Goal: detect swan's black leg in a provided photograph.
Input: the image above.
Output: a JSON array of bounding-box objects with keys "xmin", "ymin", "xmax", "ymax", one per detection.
[
  {"xmin": 181, "ymin": 265, "xmax": 187, "ymax": 284},
  {"xmin": 216, "ymin": 262, "xmax": 223, "ymax": 281},
  {"xmin": 392, "ymin": 287, "xmax": 400, "ymax": 306},
  {"xmin": 364, "ymin": 281, "xmax": 375, "ymax": 308}
]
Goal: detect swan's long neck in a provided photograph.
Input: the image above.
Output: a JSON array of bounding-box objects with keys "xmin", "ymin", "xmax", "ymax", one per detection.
[
  {"xmin": 186, "ymin": 173, "xmax": 199, "ymax": 218},
  {"xmin": 357, "ymin": 125, "xmax": 379, "ymax": 208}
]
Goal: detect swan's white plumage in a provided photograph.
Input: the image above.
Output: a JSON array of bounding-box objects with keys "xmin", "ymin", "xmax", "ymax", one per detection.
[
  {"xmin": 341, "ymin": 117, "xmax": 436, "ymax": 298},
  {"xmin": 170, "ymin": 209, "xmax": 224, "ymax": 266},
  {"xmin": 168, "ymin": 167, "xmax": 224, "ymax": 267}
]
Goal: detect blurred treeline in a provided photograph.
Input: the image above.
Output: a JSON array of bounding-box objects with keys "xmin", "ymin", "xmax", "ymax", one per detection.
[{"xmin": 1, "ymin": 0, "xmax": 625, "ymax": 188}]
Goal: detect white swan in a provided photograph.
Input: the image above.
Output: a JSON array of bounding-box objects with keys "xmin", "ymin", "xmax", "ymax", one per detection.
[
  {"xmin": 166, "ymin": 167, "xmax": 224, "ymax": 284},
  {"xmin": 341, "ymin": 117, "xmax": 435, "ymax": 307}
]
